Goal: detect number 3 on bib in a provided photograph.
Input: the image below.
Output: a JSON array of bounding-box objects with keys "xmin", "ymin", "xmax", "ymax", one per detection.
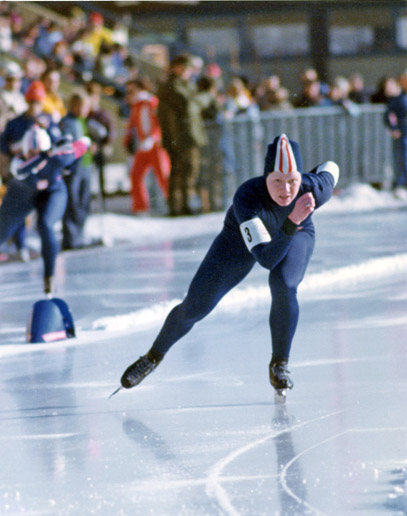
[{"xmin": 239, "ymin": 217, "xmax": 271, "ymax": 251}]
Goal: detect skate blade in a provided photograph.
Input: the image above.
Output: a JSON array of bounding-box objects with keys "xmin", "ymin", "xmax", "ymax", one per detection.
[
  {"xmin": 274, "ymin": 389, "xmax": 287, "ymax": 404},
  {"xmin": 108, "ymin": 386, "xmax": 122, "ymax": 399}
]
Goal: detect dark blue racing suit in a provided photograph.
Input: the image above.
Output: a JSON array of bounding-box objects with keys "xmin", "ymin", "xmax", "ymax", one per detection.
[
  {"xmin": 150, "ymin": 162, "xmax": 338, "ymax": 362},
  {"xmin": 0, "ymin": 139, "xmax": 89, "ymax": 278}
]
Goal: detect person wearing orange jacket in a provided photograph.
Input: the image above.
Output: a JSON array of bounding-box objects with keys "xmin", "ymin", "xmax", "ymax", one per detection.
[{"xmin": 124, "ymin": 78, "xmax": 170, "ymax": 214}]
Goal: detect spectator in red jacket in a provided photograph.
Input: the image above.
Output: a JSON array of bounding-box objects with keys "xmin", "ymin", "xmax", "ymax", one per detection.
[{"xmin": 124, "ymin": 78, "xmax": 170, "ymax": 214}]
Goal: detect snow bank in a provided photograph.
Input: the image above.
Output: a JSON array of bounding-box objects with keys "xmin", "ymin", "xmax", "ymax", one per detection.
[
  {"xmin": 84, "ymin": 183, "xmax": 407, "ymax": 247},
  {"xmin": 92, "ymin": 253, "xmax": 407, "ymax": 330},
  {"xmin": 319, "ymin": 184, "xmax": 407, "ymax": 213}
]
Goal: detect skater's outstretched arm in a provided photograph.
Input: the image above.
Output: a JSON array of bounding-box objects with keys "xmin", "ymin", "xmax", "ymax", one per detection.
[
  {"xmin": 48, "ymin": 137, "xmax": 91, "ymax": 167},
  {"xmin": 302, "ymin": 161, "xmax": 339, "ymax": 207}
]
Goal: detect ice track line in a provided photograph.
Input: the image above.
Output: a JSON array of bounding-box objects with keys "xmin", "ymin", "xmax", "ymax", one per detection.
[{"xmin": 205, "ymin": 410, "xmax": 343, "ymax": 516}]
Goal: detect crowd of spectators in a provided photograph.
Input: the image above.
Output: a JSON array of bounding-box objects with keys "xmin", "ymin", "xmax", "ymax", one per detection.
[
  {"xmin": 0, "ymin": 0, "xmax": 406, "ymax": 231},
  {"xmin": 0, "ymin": 2, "xmax": 134, "ymax": 96},
  {"xmin": 0, "ymin": 1, "xmax": 404, "ymax": 118}
]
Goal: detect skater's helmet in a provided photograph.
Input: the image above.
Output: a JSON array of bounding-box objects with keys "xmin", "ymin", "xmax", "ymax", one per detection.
[
  {"xmin": 264, "ymin": 134, "xmax": 303, "ymax": 176},
  {"xmin": 21, "ymin": 124, "xmax": 51, "ymax": 158}
]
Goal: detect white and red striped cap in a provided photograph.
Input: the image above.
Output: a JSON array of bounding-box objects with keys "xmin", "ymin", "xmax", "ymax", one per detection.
[{"xmin": 264, "ymin": 134, "xmax": 303, "ymax": 175}]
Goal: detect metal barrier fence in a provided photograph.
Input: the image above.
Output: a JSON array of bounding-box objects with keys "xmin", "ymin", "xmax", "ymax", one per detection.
[{"xmin": 202, "ymin": 104, "xmax": 394, "ymax": 211}]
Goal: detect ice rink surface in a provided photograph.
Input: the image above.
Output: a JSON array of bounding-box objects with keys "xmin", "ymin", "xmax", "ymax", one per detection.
[{"xmin": 1, "ymin": 198, "xmax": 407, "ymax": 515}]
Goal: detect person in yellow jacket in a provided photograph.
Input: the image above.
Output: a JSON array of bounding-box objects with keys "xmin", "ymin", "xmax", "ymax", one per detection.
[
  {"xmin": 41, "ymin": 69, "xmax": 67, "ymax": 123},
  {"xmin": 82, "ymin": 12, "xmax": 113, "ymax": 58}
]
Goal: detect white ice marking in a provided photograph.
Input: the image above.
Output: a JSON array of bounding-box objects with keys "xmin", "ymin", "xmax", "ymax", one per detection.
[
  {"xmin": 0, "ymin": 433, "xmax": 80, "ymax": 440},
  {"xmin": 280, "ymin": 426, "xmax": 407, "ymax": 515},
  {"xmin": 0, "ymin": 327, "xmax": 25, "ymax": 334},
  {"xmin": 293, "ymin": 356, "xmax": 380, "ymax": 368},
  {"xmin": 116, "ymin": 473, "xmax": 279, "ymax": 494},
  {"xmin": 350, "ymin": 426, "xmax": 407, "ymax": 434},
  {"xmin": 205, "ymin": 411, "xmax": 342, "ymax": 516},
  {"xmin": 280, "ymin": 430, "xmax": 348, "ymax": 515}
]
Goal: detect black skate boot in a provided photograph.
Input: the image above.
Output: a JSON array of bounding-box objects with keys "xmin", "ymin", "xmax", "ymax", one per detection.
[
  {"xmin": 269, "ymin": 359, "xmax": 293, "ymax": 402},
  {"xmin": 44, "ymin": 276, "xmax": 53, "ymax": 296},
  {"xmin": 121, "ymin": 350, "xmax": 164, "ymax": 389}
]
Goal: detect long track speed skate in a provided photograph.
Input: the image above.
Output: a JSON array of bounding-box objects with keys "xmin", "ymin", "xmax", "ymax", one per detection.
[
  {"xmin": 269, "ymin": 360, "xmax": 293, "ymax": 403},
  {"xmin": 109, "ymin": 350, "xmax": 164, "ymax": 398}
]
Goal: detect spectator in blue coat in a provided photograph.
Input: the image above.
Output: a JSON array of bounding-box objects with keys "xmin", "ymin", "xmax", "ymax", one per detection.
[
  {"xmin": 34, "ymin": 20, "xmax": 63, "ymax": 58},
  {"xmin": 60, "ymin": 92, "xmax": 95, "ymax": 250},
  {"xmin": 385, "ymin": 70, "xmax": 407, "ymax": 198}
]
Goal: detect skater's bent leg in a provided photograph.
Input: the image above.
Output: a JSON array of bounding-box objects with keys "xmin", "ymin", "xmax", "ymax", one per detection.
[
  {"xmin": 269, "ymin": 274, "xmax": 299, "ymax": 361},
  {"xmin": 121, "ymin": 232, "xmax": 254, "ymax": 389},
  {"xmin": 269, "ymin": 231, "xmax": 315, "ymax": 361},
  {"xmin": 151, "ymin": 232, "xmax": 255, "ymax": 355},
  {"xmin": 37, "ymin": 187, "xmax": 67, "ymax": 278}
]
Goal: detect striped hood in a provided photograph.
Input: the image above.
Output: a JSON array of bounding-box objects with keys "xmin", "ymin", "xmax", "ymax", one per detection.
[{"xmin": 263, "ymin": 134, "xmax": 303, "ymax": 175}]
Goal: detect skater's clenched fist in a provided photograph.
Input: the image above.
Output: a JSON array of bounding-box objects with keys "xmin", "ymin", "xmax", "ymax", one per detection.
[{"xmin": 288, "ymin": 192, "xmax": 315, "ymax": 225}]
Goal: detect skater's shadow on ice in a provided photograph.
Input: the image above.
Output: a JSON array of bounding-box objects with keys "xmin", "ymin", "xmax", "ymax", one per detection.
[
  {"xmin": 122, "ymin": 417, "xmax": 176, "ymax": 461},
  {"xmin": 272, "ymin": 403, "xmax": 309, "ymax": 516},
  {"xmin": 121, "ymin": 404, "xmax": 310, "ymax": 515}
]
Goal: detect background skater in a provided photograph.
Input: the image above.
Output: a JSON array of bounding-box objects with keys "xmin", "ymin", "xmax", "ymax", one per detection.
[
  {"xmin": 0, "ymin": 127, "xmax": 90, "ymax": 295},
  {"xmin": 119, "ymin": 134, "xmax": 339, "ymax": 397}
]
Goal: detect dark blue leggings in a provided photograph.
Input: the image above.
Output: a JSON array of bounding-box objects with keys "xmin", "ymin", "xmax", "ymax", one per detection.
[
  {"xmin": 0, "ymin": 178, "xmax": 67, "ymax": 277},
  {"xmin": 151, "ymin": 227, "xmax": 315, "ymax": 360}
]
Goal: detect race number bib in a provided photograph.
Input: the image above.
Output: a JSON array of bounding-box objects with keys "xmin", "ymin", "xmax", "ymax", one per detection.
[{"xmin": 239, "ymin": 217, "xmax": 271, "ymax": 251}]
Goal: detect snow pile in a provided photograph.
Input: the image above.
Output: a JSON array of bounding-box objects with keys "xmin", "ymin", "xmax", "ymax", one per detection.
[
  {"xmin": 318, "ymin": 183, "xmax": 407, "ymax": 213},
  {"xmin": 85, "ymin": 212, "xmax": 224, "ymax": 247},
  {"xmin": 92, "ymin": 299, "xmax": 180, "ymax": 332},
  {"xmin": 92, "ymin": 253, "xmax": 407, "ymax": 330},
  {"xmin": 84, "ymin": 183, "xmax": 407, "ymax": 247}
]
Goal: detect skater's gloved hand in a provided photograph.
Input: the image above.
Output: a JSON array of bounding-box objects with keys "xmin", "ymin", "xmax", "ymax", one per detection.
[{"xmin": 288, "ymin": 192, "xmax": 315, "ymax": 225}]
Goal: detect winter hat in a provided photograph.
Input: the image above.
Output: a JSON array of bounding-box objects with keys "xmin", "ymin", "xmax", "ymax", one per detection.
[
  {"xmin": 21, "ymin": 124, "xmax": 51, "ymax": 157},
  {"xmin": 90, "ymin": 12, "xmax": 103, "ymax": 25},
  {"xmin": 263, "ymin": 134, "xmax": 303, "ymax": 175},
  {"xmin": 25, "ymin": 81, "xmax": 46, "ymax": 103},
  {"xmin": 4, "ymin": 61, "xmax": 23, "ymax": 79}
]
